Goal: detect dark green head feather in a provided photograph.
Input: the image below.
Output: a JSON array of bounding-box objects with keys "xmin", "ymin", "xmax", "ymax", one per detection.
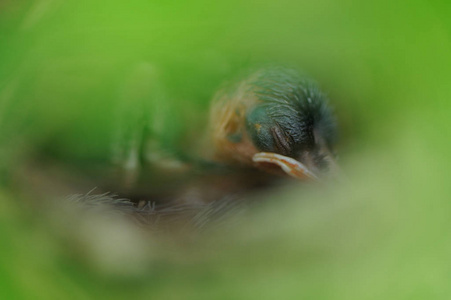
[{"xmin": 245, "ymin": 68, "xmax": 337, "ymax": 157}]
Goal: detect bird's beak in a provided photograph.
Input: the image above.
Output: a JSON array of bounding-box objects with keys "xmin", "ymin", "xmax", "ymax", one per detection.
[{"xmin": 252, "ymin": 152, "xmax": 319, "ymax": 180}]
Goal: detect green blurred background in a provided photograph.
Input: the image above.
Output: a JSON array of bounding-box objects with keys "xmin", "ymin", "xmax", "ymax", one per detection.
[{"xmin": 0, "ymin": 0, "xmax": 450, "ymax": 299}]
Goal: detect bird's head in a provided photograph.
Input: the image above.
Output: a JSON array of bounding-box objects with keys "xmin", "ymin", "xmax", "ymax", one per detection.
[{"xmin": 209, "ymin": 68, "xmax": 338, "ymax": 180}]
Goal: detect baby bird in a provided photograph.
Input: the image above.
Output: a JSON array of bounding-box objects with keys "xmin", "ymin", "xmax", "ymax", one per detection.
[
  {"xmin": 209, "ymin": 67, "xmax": 338, "ymax": 180},
  {"xmin": 66, "ymin": 67, "xmax": 341, "ymax": 230}
]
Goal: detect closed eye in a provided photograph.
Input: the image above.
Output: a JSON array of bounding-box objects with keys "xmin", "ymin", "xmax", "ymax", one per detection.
[{"xmin": 270, "ymin": 126, "xmax": 292, "ymax": 156}]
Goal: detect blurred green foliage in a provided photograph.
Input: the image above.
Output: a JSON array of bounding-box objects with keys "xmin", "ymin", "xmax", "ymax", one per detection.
[{"xmin": 1, "ymin": 0, "xmax": 451, "ymax": 299}]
